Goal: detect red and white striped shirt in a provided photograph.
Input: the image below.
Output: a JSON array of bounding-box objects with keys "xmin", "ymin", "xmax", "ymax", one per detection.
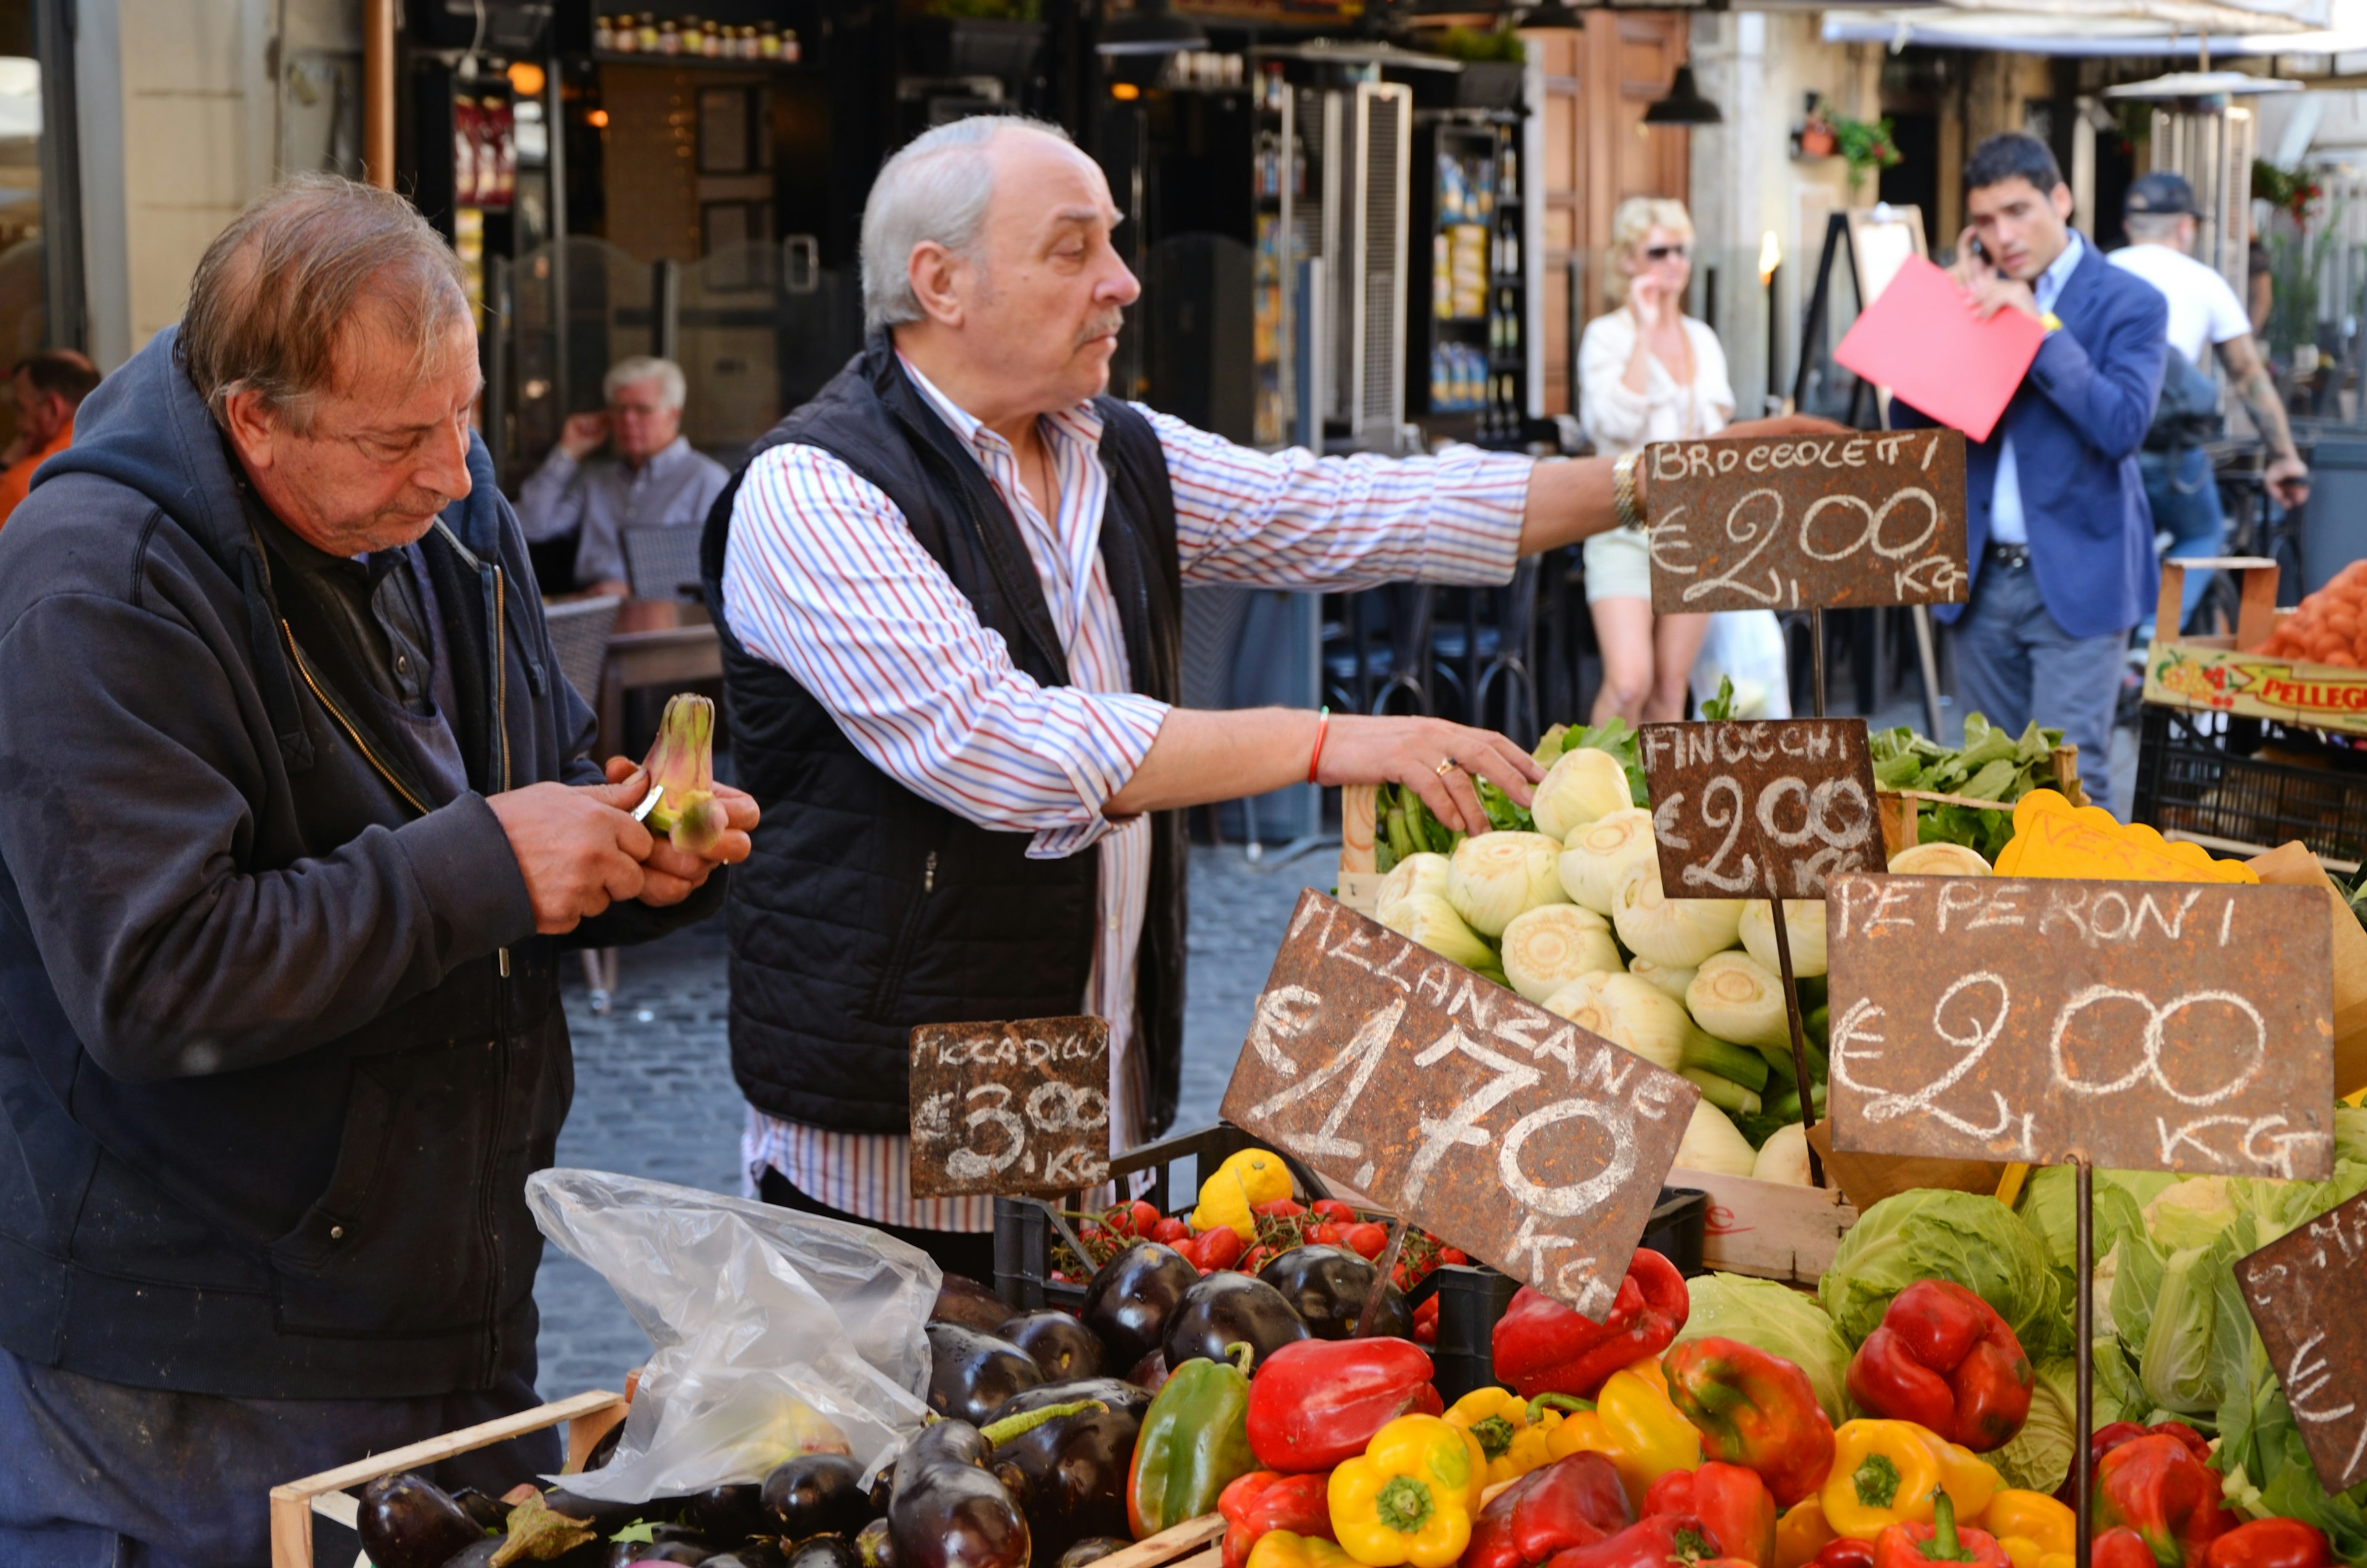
[{"xmin": 726, "ymin": 354, "xmax": 1531, "ymax": 1229}]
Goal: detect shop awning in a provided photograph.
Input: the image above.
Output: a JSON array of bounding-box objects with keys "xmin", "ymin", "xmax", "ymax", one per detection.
[{"xmin": 1818, "ymin": 0, "xmax": 2367, "ymax": 54}]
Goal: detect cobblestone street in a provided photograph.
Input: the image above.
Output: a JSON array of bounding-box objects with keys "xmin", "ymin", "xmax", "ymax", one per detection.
[{"xmin": 533, "ymin": 844, "xmax": 1335, "ymax": 1399}]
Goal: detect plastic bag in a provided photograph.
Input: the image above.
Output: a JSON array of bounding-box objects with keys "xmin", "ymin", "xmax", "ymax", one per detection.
[
  {"xmin": 525, "ymin": 1167, "xmax": 941, "ymax": 1501},
  {"xmin": 1690, "ymin": 610, "xmax": 1794, "ymax": 719}
]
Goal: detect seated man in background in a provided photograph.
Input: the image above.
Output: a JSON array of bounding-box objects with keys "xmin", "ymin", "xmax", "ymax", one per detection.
[
  {"xmin": 0, "ymin": 349, "xmax": 99, "ymax": 527},
  {"xmin": 517, "ymin": 354, "xmax": 728, "ymax": 596}
]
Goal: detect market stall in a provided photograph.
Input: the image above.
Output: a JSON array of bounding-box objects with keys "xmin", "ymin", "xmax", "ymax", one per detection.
[{"xmin": 280, "ymin": 439, "xmax": 2367, "ymax": 1568}]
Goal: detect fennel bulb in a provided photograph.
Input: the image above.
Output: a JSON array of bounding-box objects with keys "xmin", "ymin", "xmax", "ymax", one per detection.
[
  {"xmin": 1687, "ymin": 952, "xmax": 1793, "ymax": 1050},
  {"xmin": 1887, "ymin": 841, "xmax": 1992, "ymax": 876},
  {"xmin": 1751, "ymin": 1122, "xmax": 1813, "ymax": 1185},
  {"xmin": 1500, "ymin": 903, "xmax": 1623, "ymax": 1005},
  {"xmin": 1381, "ymin": 892, "xmax": 1501, "ymax": 978},
  {"xmin": 1558, "ymin": 807, "xmax": 1658, "ymax": 915},
  {"xmin": 1611, "ymin": 860, "xmax": 1743, "ymax": 969},
  {"xmin": 1626, "ymin": 955, "xmax": 1698, "ymax": 1004},
  {"xmin": 1375, "ymin": 851, "xmax": 1450, "ymax": 928},
  {"xmin": 1446, "ymin": 830, "xmax": 1568, "ymax": 938},
  {"xmin": 1738, "ymin": 900, "xmax": 1828, "ymax": 979},
  {"xmin": 1531, "ymin": 745, "xmax": 1634, "ymax": 842},
  {"xmin": 1675, "ymin": 1100, "xmax": 1760, "ymax": 1177}
]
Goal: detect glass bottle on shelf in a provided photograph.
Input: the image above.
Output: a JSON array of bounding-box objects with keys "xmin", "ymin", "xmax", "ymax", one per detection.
[
  {"xmin": 759, "ymin": 22, "xmax": 782, "ymax": 57},
  {"xmin": 594, "ymin": 14, "xmax": 614, "ymax": 50},
  {"xmin": 611, "ymin": 14, "xmax": 636, "ymax": 51},
  {"xmin": 657, "ymin": 19, "xmax": 679, "ymax": 54},
  {"xmin": 1499, "ymin": 213, "xmax": 1519, "ymax": 277},
  {"xmin": 1476, "ymin": 158, "xmax": 1495, "ymax": 218},
  {"xmin": 637, "ymin": 14, "xmax": 658, "ymax": 49}
]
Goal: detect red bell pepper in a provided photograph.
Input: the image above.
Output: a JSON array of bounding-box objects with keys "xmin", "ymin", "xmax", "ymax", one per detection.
[
  {"xmin": 1219, "ymin": 1469, "xmax": 1336, "ymax": 1568},
  {"xmin": 1465, "ymin": 1452, "xmax": 1637, "ymax": 1568},
  {"xmin": 1644, "ymin": 1463, "xmax": 1779, "ymax": 1568},
  {"xmin": 1846, "ymin": 1281, "xmax": 2033, "ymax": 1453},
  {"xmin": 2055, "ymin": 1424, "xmax": 2214, "ymax": 1507},
  {"xmin": 1542, "ymin": 1513, "xmax": 1724, "ymax": 1568},
  {"xmin": 1494, "ymin": 1249, "xmax": 1691, "ymax": 1400},
  {"xmin": 1244, "ymin": 1337, "xmax": 1444, "ymax": 1473},
  {"xmin": 2201, "ymin": 1520, "xmax": 2331, "ymax": 1568},
  {"xmin": 1818, "ymin": 1541, "xmax": 1878, "ymax": 1568},
  {"xmin": 2091, "ymin": 1432, "xmax": 2236, "ymax": 1568},
  {"xmin": 1665, "ymin": 1337, "xmax": 1838, "ymax": 1508},
  {"xmin": 1872, "ymin": 1493, "xmax": 2009, "ymax": 1568},
  {"xmin": 2098, "ymin": 1530, "xmax": 2161, "ymax": 1568}
]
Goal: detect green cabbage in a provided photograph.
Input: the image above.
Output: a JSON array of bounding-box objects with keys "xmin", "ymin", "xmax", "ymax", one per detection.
[
  {"xmin": 2092, "ymin": 1334, "xmax": 2143, "ymax": 1431},
  {"xmin": 1991, "ymin": 1357, "xmax": 2078, "ymax": 1493},
  {"xmin": 2146, "ymin": 1178, "xmax": 2242, "ymax": 1251},
  {"xmin": 2016, "ymin": 1166, "xmax": 2148, "ymax": 1273},
  {"xmin": 1818, "ymin": 1188, "xmax": 2065, "ymax": 1357},
  {"xmin": 2138, "ymin": 1240, "xmax": 2230, "ymax": 1417},
  {"xmin": 1672, "ymin": 1272, "xmax": 1855, "ymax": 1424}
]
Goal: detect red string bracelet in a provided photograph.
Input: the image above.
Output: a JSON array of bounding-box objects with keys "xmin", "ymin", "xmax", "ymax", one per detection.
[{"xmin": 1306, "ymin": 706, "xmax": 1331, "ymax": 785}]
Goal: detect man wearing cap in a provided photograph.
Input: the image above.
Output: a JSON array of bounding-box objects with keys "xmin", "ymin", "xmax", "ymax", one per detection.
[{"xmin": 2111, "ymin": 170, "xmax": 2309, "ymax": 632}]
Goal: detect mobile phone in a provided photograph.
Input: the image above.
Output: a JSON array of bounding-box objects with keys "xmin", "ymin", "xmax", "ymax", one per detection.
[{"xmin": 1968, "ymin": 236, "xmax": 1990, "ymax": 263}]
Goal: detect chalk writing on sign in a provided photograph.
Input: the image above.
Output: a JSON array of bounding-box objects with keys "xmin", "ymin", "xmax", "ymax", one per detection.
[
  {"xmin": 909, "ymin": 1016, "xmax": 1111, "ymax": 1199},
  {"xmin": 1639, "ymin": 719, "xmax": 1884, "ymax": 899},
  {"xmin": 1221, "ymin": 891, "xmax": 1699, "ymax": 1321},
  {"xmin": 2238, "ymin": 1191, "xmax": 2367, "ymax": 1495},
  {"xmin": 1824, "ymin": 876, "xmax": 2332, "ymax": 1178},
  {"xmin": 1644, "ymin": 428, "xmax": 1970, "ymax": 615}
]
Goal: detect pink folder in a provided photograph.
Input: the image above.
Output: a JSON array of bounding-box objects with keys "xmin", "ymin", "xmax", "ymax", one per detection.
[{"xmin": 1833, "ymin": 254, "xmax": 2046, "ymax": 444}]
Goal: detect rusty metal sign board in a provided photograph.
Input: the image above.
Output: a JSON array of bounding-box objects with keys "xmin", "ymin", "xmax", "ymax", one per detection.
[
  {"xmin": 1639, "ymin": 719, "xmax": 1884, "ymax": 900},
  {"xmin": 1221, "ymin": 891, "xmax": 1700, "ymax": 1321},
  {"xmin": 2237, "ymin": 1191, "xmax": 2367, "ymax": 1495},
  {"xmin": 909, "ymin": 1016, "xmax": 1111, "ymax": 1199},
  {"xmin": 1825, "ymin": 875, "xmax": 2334, "ymax": 1177},
  {"xmin": 1644, "ymin": 428, "xmax": 1970, "ymax": 615}
]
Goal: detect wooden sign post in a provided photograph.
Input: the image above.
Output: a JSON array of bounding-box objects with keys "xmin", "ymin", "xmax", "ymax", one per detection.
[
  {"xmin": 1638, "ymin": 717, "xmax": 1886, "ymax": 1188},
  {"xmin": 1643, "ymin": 427, "xmax": 1969, "ymax": 719},
  {"xmin": 909, "ymin": 1016, "xmax": 1113, "ymax": 1199},
  {"xmin": 1826, "ymin": 873, "xmax": 2336, "ymax": 1568},
  {"xmin": 2236, "ymin": 1190, "xmax": 2367, "ymax": 1497},
  {"xmin": 1223, "ymin": 891, "xmax": 1700, "ymax": 1321}
]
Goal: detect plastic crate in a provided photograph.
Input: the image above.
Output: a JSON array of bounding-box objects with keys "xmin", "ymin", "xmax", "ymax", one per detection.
[{"xmin": 2132, "ymin": 703, "xmax": 2367, "ymax": 872}]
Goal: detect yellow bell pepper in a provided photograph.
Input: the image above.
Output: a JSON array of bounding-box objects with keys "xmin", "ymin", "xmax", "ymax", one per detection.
[
  {"xmin": 1776, "ymin": 1497, "xmax": 1840, "ymax": 1568},
  {"xmin": 1823, "ymin": 1420, "xmax": 1944, "ymax": 1540},
  {"xmin": 1330, "ymin": 1416, "xmax": 1481, "ymax": 1568},
  {"xmin": 1915, "ymin": 1429, "xmax": 1998, "ymax": 1524},
  {"xmin": 1534, "ymin": 1357, "xmax": 1703, "ymax": 1508},
  {"xmin": 1249, "ymin": 1532, "xmax": 1363, "ymax": 1568},
  {"xmin": 1982, "ymin": 1488, "xmax": 2076, "ymax": 1568},
  {"xmin": 1191, "ymin": 1148, "xmax": 1293, "ymax": 1240},
  {"xmin": 1445, "ymin": 1387, "xmax": 1561, "ymax": 1487}
]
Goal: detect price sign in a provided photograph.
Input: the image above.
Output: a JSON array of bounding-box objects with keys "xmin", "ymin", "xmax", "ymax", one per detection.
[
  {"xmin": 1644, "ymin": 428, "xmax": 1969, "ymax": 615},
  {"xmin": 2236, "ymin": 1191, "xmax": 2367, "ymax": 1495},
  {"xmin": 1638, "ymin": 719, "xmax": 1884, "ymax": 900},
  {"xmin": 908, "ymin": 1016, "xmax": 1112, "ymax": 1199},
  {"xmin": 1825, "ymin": 876, "xmax": 2334, "ymax": 1177},
  {"xmin": 1221, "ymin": 891, "xmax": 1699, "ymax": 1320}
]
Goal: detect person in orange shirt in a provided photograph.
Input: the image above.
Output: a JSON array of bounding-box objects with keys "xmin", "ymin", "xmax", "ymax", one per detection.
[{"xmin": 0, "ymin": 350, "xmax": 100, "ymax": 527}]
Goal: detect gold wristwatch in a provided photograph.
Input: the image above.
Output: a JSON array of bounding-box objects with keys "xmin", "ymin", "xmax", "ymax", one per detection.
[{"xmin": 1614, "ymin": 451, "xmax": 1642, "ymax": 531}]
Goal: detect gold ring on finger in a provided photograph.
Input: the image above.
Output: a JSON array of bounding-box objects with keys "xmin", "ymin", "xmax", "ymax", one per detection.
[{"xmin": 1435, "ymin": 757, "xmax": 1458, "ymax": 777}]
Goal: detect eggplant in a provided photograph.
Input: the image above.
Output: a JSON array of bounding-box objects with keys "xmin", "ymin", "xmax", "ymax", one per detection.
[
  {"xmin": 986, "ymin": 1377, "xmax": 1151, "ymax": 1426},
  {"xmin": 984, "ymin": 1394, "xmax": 1144, "ymax": 1561},
  {"xmin": 925, "ymin": 1323, "xmax": 1042, "ymax": 1426},
  {"xmin": 1161, "ymin": 1272, "xmax": 1309, "ymax": 1370},
  {"xmin": 887, "ymin": 1420, "xmax": 1029, "ymax": 1568},
  {"xmin": 687, "ymin": 1484, "xmax": 768, "ymax": 1541},
  {"xmin": 1057, "ymin": 1541, "xmax": 1134, "ymax": 1568},
  {"xmin": 783, "ymin": 1539, "xmax": 861, "ymax": 1568},
  {"xmin": 583, "ymin": 1417, "xmax": 627, "ymax": 1472},
  {"xmin": 932, "ymin": 1275, "xmax": 1018, "ymax": 1335},
  {"xmin": 547, "ymin": 1488, "xmax": 655, "ymax": 1537},
  {"xmin": 605, "ymin": 1543, "xmax": 715, "ymax": 1567},
  {"xmin": 999, "ymin": 1310, "xmax": 1103, "ymax": 1382},
  {"xmin": 761, "ymin": 1453, "xmax": 872, "ymax": 1540},
  {"xmin": 1124, "ymin": 1350, "xmax": 1169, "ymax": 1393},
  {"xmin": 1257, "ymin": 1244, "xmax": 1410, "ymax": 1340},
  {"xmin": 853, "ymin": 1517, "xmax": 894, "ymax": 1568},
  {"xmin": 1080, "ymin": 1243, "xmax": 1197, "ymax": 1368},
  {"xmin": 705, "ymin": 1550, "xmax": 789, "ymax": 1568},
  {"xmin": 358, "ymin": 1474, "xmax": 484, "ymax": 1568},
  {"xmin": 449, "ymin": 1487, "xmax": 505, "ymax": 1532}
]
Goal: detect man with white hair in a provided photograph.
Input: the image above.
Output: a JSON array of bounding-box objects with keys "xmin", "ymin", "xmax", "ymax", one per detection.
[
  {"xmin": 703, "ymin": 115, "xmax": 1828, "ymax": 1275},
  {"xmin": 518, "ymin": 354, "xmax": 729, "ymax": 595}
]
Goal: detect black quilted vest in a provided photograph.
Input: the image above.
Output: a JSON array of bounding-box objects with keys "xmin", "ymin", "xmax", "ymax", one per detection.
[{"xmin": 700, "ymin": 337, "xmax": 1188, "ymax": 1138}]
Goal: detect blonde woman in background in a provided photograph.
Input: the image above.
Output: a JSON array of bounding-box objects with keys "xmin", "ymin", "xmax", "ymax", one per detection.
[{"xmin": 1579, "ymin": 197, "xmax": 1733, "ymax": 723}]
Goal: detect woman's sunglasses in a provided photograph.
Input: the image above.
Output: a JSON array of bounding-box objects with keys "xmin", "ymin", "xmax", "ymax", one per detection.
[{"xmin": 1643, "ymin": 243, "xmax": 1690, "ymax": 262}]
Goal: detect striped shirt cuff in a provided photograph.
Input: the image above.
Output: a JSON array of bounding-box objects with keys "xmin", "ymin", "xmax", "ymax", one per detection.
[{"xmin": 1026, "ymin": 689, "xmax": 1167, "ymax": 857}]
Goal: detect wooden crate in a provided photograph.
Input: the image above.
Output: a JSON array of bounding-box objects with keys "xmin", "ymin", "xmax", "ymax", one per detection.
[
  {"xmin": 269, "ymin": 1387, "xmax": 629, "ymax": 1568},
  {"xmin": 1672, "ymin": 1167, "xmax": 1857, "ymax": 1284}
]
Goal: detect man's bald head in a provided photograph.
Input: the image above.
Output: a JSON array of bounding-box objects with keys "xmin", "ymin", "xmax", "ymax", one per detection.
[{"xmin": 860, "ymin": 115, "xmax": 1088, "ymax": 334}]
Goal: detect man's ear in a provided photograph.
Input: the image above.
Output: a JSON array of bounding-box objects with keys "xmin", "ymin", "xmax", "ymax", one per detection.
[
  {"xmin": 2051, "ymin": 182, "xmax": 2075, "ymax": 223},
  {"xmin": 906, "ymin": 242, "xmax": 967, "ymax": 329},
  {"xmin": 219, "ymin": 385, "xmax": 279, "ymax": 472}
]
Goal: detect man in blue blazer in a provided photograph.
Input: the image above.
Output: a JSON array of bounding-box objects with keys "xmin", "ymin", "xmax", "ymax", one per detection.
[{"xmin": 1894, "ymin": 133, "xmax": 2167, "ymax": 812}]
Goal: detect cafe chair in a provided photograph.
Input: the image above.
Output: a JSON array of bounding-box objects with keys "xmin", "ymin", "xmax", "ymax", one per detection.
[
  {"xmin": 542, "ymin": 592, "xmax": 628, "ymax": 1013},
  {"xmin": 621, "ymin": 524, "xmax": 705, "ymax": 603}
]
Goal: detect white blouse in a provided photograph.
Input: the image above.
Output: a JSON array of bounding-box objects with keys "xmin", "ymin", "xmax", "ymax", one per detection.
[{"xmin": 1579, "ymin": 308, "xmax": 1736, "ymax": 458}]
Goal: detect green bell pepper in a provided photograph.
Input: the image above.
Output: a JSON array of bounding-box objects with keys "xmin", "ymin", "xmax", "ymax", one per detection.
[{"xmin": 1130, "ymin": 1342, "xmax": 1259, "ymax": 1537}]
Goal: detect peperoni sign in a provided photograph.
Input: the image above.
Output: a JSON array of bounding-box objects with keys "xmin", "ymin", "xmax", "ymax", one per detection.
[{"xmin": 1643, "ymin": 428, "xmax": 1970, "ymax": 615}]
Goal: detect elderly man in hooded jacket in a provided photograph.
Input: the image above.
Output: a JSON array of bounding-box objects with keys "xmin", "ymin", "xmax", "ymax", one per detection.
[{"xmin": 0, "ymin": 174, "xmax": 754, "ymax": 1564}]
